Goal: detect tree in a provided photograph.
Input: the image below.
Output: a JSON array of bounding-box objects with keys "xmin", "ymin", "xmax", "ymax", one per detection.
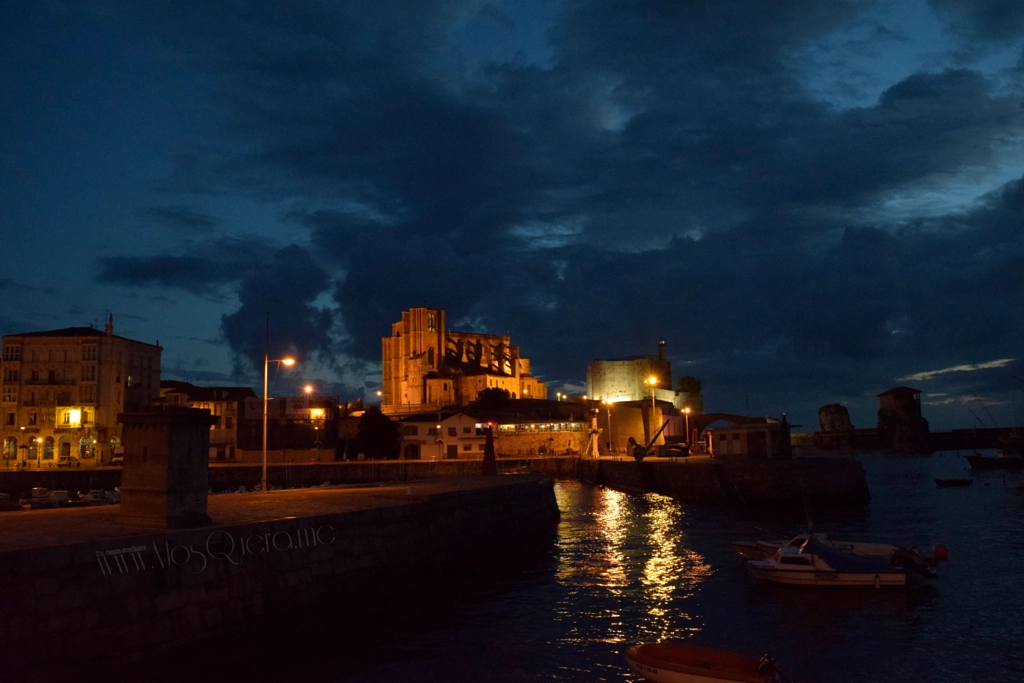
[
  {"xmin": 818, "ymin": 404, "xmax": 854, "ymax": 433},
  {"xmin": 353, "ymin": 407, "xmax": 400, "ymax": 460},
  {"xmin": 471, "ymin": 387, "xmax": 512, "ymax": 409},
  {"xmin": 675, "ymin": 376, "xmax": 704, "ymax": 413}
]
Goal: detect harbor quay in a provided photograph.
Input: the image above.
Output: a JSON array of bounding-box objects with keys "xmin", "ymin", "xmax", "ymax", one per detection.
[
  {"xmin": 583, "ymin": 455, "xmax": 870, "ymax": 505},
  {"xmin": 0, "ymin": 455, "xmax": 869, "ymax": 506},
  {"xmin": 0, "ymin": 457, "xmax": 580, "ymax": 498},
  {"xmin": 0, "ymin": 474, "xmax": 560, "ymax": 677}
]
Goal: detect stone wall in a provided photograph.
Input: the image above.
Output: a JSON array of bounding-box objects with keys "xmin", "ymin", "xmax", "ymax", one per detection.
[
  {"xmin": 0, "ymin": 468, "xmax": 121, "ymax": 498},
  {"xmin": 0, "ymin": 476, "xmax": 560, "ymax": 677},
  {"xmin": 494, "ymin": 431, "xmax": 591, "ymax": 456},
  {"xmin": 581, "ymin": 457, "xmax": 869, "ymax": 505},
  {"xmin": 0, "ymin": 458, "xmax": 582, "ymax": 498}
]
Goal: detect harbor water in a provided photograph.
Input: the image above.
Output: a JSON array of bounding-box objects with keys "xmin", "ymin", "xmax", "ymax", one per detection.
[{"xmin": 144, "ymin": 452, "xmax": 1024, "ymax": 682}]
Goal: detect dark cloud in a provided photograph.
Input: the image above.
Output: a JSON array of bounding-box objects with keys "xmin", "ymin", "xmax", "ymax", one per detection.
[
  {"xmin": 80, "ymin": 1, "xmax": 1024, "ymax": 426},
  {"xmin": 96, "ymin": 236, "xmax": 277, "ymax": 296},
  {"xmin": 142, "ymin": 206, "xmax": 220, "ymax": 233},
  {"xmin": 929, "ymin": 0, "xmax": 1024, "ymax": 42},
  {"xmin": 220, "ymin": 245, "xmax": 335, "ymax": 375}
]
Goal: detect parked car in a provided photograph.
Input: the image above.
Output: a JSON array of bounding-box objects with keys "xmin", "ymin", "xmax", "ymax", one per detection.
[
  {"xmin": 57, "ymin": 455, "xmax": 81, "ymax": 468},
  {"xmin": 657, "ymin": 444, "xmax": 691, "ymax": 458},
  {"xmin": 109, "ymin": 454, "xmax": 124, "ymax": 465}
]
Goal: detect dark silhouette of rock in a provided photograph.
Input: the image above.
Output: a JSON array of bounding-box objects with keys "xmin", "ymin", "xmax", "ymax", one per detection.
[{"xmin": 818, "ymin": 403, "xmax": 854, "ymax": 433}]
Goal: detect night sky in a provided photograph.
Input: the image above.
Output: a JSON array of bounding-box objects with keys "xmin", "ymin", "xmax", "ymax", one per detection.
[{"xmin": 2, "ymin": 1, "xmax": 1023, "ymax": 431}]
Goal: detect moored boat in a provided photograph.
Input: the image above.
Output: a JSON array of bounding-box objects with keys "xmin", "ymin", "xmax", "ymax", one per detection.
[
  {"xmin": 935, "ymin": 478, "xmax": 973, "ymax": 487},
  {"xmin": 624, "ymin": 642, "xmax": 793, "ymax": 683},
  {"xmin": 746, "ymin": 537, "xmax": 907, "ymax": 587},
  {"xmin": 965, "ymin": 452, "xmax": 1024, "ymax": 470}
]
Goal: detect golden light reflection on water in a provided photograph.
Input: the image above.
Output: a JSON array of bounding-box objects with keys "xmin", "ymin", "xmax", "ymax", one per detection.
[
  {"xmin": 552, "ymin": 483, "xmax": 713, "ymax": 648},
  {"xmin": 639, "ymin": 493, "xmax": 713, "ymax": 643}
]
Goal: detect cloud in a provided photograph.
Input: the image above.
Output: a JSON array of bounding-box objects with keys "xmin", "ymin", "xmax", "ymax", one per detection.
[
  {"xmin": 96, "ymin": 236, "xmax": 278, "ymax": 297},
  {"xmin": 929, "ymin": 0, "xmax": 1024, "ymax": 43},
  {"xmin": 81, "ymin": 0, "xmax": 1024, "ymax": 425},
  {"xmin": 142, "ymin": 206, "xmax": 220, "ymax": 233},
  {"xmin": 220, "ymin": 245, "xmax": 335, "ymax": 374},
  {"xmin": 900, "ymin": 358, "xmax": 1016, "ymax": 381}
]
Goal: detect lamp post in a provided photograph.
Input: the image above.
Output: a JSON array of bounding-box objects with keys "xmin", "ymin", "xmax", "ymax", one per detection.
[
  {"xmin": 602, "ymin": 399, "xmax": 613, "ymax": 453},
  {"xmin": 263, "ymin": 355, "xmax": 296, "ymax": 494},
  {"xmin": 647, "ymin": 376, "xmax": 658, "ymax": 445},
  {"xmin": 683, "ymin": 407, "xmax": 691, "ymax": 447}
]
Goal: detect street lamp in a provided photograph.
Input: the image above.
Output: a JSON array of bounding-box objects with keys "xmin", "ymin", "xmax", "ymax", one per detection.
[
  {"xmin": 683, "ymin": 407, "xmax": 691, "ymax": 447},
  {"xmin": 602, "ymin": 399, "xmax": 613, "ymax": 453},
  {"xmin": 263, "ymin": 355, "xmax": 296, "ymax": 494},
  {"xmin": 647, "ymin": 376, "xmax": 657, "ymax": 412}
]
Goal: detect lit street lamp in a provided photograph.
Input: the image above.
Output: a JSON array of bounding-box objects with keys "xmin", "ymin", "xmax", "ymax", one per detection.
[
  {"xmin": 263, "ymin": 355, "xmax": 296, "ymax": 493},
  {"xmin": 647, "ymin": 376, "xmax": 657, "ymax": 412},
  {"xmin": 683, "ymin": 406, "xmax": 691, "ymax": 447},
  {"xmin": 602, "ymin": 399, "xmax": 613, "ymax": 453}
]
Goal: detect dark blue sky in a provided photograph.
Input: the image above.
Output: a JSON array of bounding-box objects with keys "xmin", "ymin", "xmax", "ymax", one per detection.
[{"xmin": 2, "ymin": 1, "xmax": 1023, "ymax": 431}]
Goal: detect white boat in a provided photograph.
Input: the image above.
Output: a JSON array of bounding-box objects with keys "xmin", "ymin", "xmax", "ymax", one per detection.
[
  {"xmin": 735, "ymin": 533, "xmax": 934, "ymax": 572},
  {"xmin": 746, "ymin": 537, "xmax": 907, "ymax": 587},
  {"xmin": 625, "ymin": 642, "xmax": 793, "ymax": 683}
]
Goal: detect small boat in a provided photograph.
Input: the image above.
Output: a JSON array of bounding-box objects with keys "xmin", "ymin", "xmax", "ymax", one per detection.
[
  {"xmin": 625, "ymin": 642, "xmax": 794, "ymax": 683},
  {"xmin": 965, "ymin": 452, "xmax": 1024, "ymax": 470},
  {"xmin": 746, "ymin": 537, "xmax": 907, "ymax": 587},
  {"xmin": 935, "ymin": 478, "xmax": 973, "ymax": 487}
]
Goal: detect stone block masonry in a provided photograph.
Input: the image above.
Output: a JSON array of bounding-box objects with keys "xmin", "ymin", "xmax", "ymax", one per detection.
[{"xmin": 0, "ymin": 475, "xmax": 560, "ymax": 677}]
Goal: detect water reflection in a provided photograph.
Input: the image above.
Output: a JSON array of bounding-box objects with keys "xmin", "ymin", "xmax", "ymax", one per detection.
[
  {"xmin": 639, "ymin": 493, "xmax": 712, "ymax": 643},
  {"xmin": 551, "ymin": 484, "xmax": 712, "ymax": 649}
]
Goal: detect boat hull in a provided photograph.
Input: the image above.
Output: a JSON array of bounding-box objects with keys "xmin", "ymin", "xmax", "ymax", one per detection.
[
  {"xmin": 624, "ymin": 643, "xmax": 774, "ymax": 683},
  {"xmin": 746, "ymin": 564, "xmax": 906, "ymax": 587}
]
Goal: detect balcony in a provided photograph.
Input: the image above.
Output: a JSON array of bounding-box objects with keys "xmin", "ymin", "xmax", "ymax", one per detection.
[{"xmin": 24, "ymin": 378, "xmax": 77, "ymax": 386}]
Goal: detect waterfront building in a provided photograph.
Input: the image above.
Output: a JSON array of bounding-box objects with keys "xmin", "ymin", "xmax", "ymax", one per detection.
[
  {"xmin": 707, "ymin": 417, "xmax": 792, "ymax": 459},
  {"xmin": 396, "ymin": 406, "xmax": 590, "ymax": 459},
  {"xmin": 0, "ymin": 316, "xmax": 161, "ymax": 467},
  {"xmin": 381, "ymin": 307, "xmax": 547, "ymax": 415},
  {"xmin": 175, "ymin": 387, "xmax": 343, "ymax": 464},
  {"xmin": 160, "ymin": 380, "xmax": 258, "ymax": 460}
]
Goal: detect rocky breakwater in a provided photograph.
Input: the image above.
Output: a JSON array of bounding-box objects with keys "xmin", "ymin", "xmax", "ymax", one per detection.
[
  {"xmin": 580, "ymin": 456, "xmax": 870, "ymax": 505},
  {"xmin": 0, "ymin": 474, "xmax": 559, "ymax": 677}
]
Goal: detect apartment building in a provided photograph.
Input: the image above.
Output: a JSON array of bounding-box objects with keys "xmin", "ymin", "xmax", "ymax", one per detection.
[{"xmin": 0, "ymin": 316, "xmax": 161, "ymax": 467}]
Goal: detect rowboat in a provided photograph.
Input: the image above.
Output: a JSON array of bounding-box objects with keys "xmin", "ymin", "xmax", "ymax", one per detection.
[
  {"xmin": 746, "ymin": 537, "xmax": 907, "ymax": 587},
  {"xmin": 624, "ymin": 642, "xmax": 793, "ymax": 683}
]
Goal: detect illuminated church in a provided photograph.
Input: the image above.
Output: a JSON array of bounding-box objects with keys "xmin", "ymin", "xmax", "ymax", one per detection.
[{"xmin": 381, "ymin": 308, "xmax": 547, "ymax": 415}]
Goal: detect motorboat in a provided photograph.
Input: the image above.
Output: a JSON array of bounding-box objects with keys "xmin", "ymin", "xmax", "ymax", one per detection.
[
  {"xmin": 734, "ymin": 533, "xmax": 912, "ymax": 564},
  {"xmin": 746, "ymin": 537, "xmax": 908, "ymax": 587},
  {"xmin": 625, "ymin": 642, "xmax": 794, "ymax": 683}
]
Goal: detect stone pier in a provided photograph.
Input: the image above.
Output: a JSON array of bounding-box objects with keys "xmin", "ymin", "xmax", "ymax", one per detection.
[{"xmin": 0, "ymin": 475, "xmax": 560, "ymax": 677}]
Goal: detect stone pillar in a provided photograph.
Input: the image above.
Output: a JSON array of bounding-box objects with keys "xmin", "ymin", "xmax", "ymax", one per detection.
[{"xmin": 118, "ymin": 407, "xmax": 218, "ymax": 528}]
